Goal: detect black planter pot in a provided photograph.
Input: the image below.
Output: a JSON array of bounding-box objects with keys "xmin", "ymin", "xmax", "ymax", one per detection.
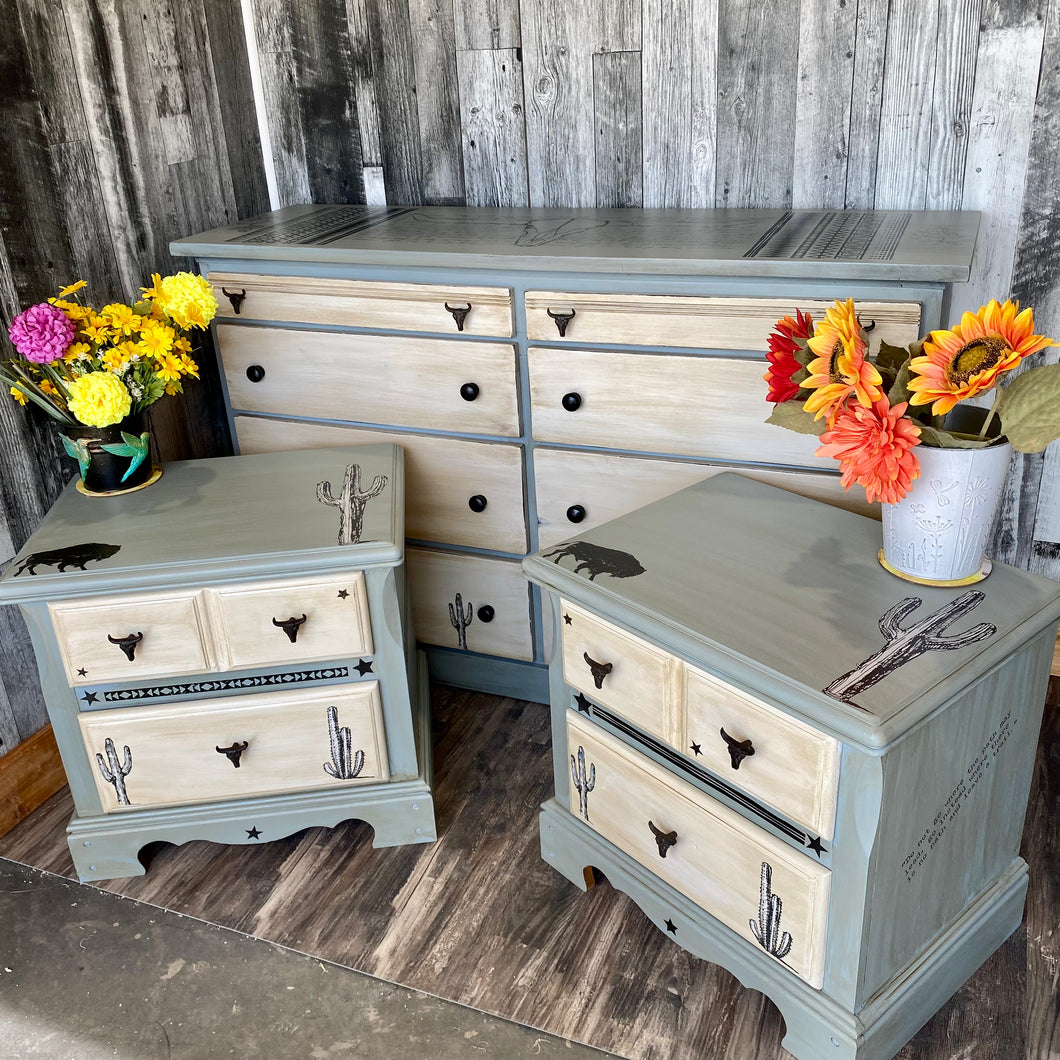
[{"xmin": 58, "ymin": 414, "xmax": 157, "ymax": 495}]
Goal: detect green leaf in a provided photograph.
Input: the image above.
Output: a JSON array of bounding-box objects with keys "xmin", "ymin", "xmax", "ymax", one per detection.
[
  {"xmin": 914, "ymin": 423, "xmax": 998, "ymax": 449},
  {"xmin": 766, "ymin": 401, "xmax": 825, "ymax": 436},
  {"xmin": 876, "ymin": 341, "xmax": 911, "ymax": 377},
  {"xmin": 887, "ymin": 361, "xmax": 915, "ymax": 408},
  {"xmin": 995, "ymin": 362, "xmax": 1060, "ymax": 453}
]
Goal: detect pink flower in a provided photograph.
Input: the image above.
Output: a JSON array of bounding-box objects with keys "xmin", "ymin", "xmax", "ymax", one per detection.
[{"xmin": 8, "ymin": 302, "xmax": 76, "ymax": 364}]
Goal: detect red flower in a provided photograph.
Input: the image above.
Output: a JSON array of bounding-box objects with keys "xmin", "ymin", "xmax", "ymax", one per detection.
[{"xmin": 764, "ymin": 309, "xmax": 814, "ymax": 403}]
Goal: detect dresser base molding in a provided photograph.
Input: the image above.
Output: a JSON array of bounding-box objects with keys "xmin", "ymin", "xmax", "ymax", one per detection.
[
  {"xmin": 539, "ymin": 800, "xmax": 1026, "ymax": 1060},
  {"xmin": 425, "ymin": 647, "xmax": 549, "ymax": 704}
]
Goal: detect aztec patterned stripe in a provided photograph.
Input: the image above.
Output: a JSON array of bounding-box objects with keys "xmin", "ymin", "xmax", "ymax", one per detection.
[
  {"xmin": 228, "ymin": 206, "xmax": 415, "ymax": 246},
  {"xmin": 746, "ymin": 210, "xmax": 911, "ymax": 260},
  {"xmin": 92, "ymin": 666, "xmax": 354, "ymax": 704}
]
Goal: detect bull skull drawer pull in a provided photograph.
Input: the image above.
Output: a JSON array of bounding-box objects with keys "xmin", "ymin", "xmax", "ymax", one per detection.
[
  {"xmin": 444, "ymin": 302, "xmax": 472, "ymax": 331},
  {"xmin": 547, "ymin": 307, "xmax": 576, "ymax": 336},
  {"xmin": 582, "ymin": 652, "xmax": 613, "ymax": 689},
  {"xmin": 272, "ymin": 614, "xmax": 308, "ymax": 643},
  {"xmin": 108, "ymin": 632, "xmax": 144, "ymax": 660},
  {"xmin": 216, "ymin": 740, "xmax": 249, "ymax": 768},
  {"xmin": 720, "ymin": 728, "xmax": 755, "ymax": 769},
  {"xmin": 648, "ymin": 820, "xmax": 678, "ymax": 858},
  {"xmin": 221, "ymin": 287, "xmax": 246, "ymax": 314}
]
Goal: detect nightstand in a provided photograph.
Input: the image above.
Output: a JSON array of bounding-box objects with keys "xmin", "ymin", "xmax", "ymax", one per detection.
[
  {"xmin": 0, "ymin": 444, "xmax": 436, "ymax": 882},
  {"xmin": 523, "ymin": 472, "xmax": 1060, "ymax": 1060}
]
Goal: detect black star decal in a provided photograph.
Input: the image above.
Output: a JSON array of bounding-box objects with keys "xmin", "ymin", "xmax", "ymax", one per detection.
[
  {"xmin": 355, "ymin": 659, "xmax": 374, "ymax": 676},
  {"xmin": 77, "ymin": 668, "xmax": 88, "ymax": 677},
  {"xmin": 689, "ymin": 741, "xmax": 702, "ymax": 756},
  {"xmin": 573, "ymin": 692, "xmax": 592, "ymax": 714},
  {"xmin": 246, "ymin": 827, "xmax": 262, "ymax": 839},
  {"xmin": 337, "ymin": 589, "xmax": 349, "ymax": 599},
  {"xmin": 665, "ymin": 918, "xmax": 677, "ymax": 934},
  {"xmin": 82, "ymin": 691, "xmax": 99, "ymax": 705},
  {"xmin": 563, "ymin": 613, "xmax": 572, "ymax": 625},
  {"xmin": 806, "ymin": 835, "xmax": 827, "ymax": 857}
]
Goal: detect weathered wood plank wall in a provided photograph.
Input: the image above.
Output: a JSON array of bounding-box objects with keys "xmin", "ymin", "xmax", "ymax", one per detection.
[{"xmin": 3, "ymin": 0, "xmax": 1060, "ymax": 757}]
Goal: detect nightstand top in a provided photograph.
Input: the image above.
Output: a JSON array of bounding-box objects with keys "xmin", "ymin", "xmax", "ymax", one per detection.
[
  {"xmin": 523, "ymin": 472, "xmax": 1060, "ymax": 746},
  {"xmin": 172, "ymin": 204, "xmax": 979, "ymax": 283},
  {"xmin": 0, "ymin": 445, "xmax": 403, "ymax": 602}
]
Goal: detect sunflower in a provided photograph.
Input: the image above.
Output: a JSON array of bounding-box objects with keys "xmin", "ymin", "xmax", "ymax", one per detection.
[
  {"xmin": 801, "ymin": 299, "xmax": 883, "ymax": 423},
  {"xmin": 815, "ymin": 396, "xmax": 922, "ymax": 505},
  {"xmin": 764, "ymin": 308, "xmax": 814, "ymax": 403},
  {"xmin": 907, "ymin": 299, "xmax": 1057, "ymax": 416}
]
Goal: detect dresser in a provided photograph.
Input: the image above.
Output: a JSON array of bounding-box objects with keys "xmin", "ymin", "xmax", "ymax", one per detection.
[
  {"xmin": 171, "ymin": 206, "xmax": 979, "ymax": 703},
  {"xmin": 0, "ymin": 444, "xmax": 435, "ymax": 882},
  {"xmin": 522, "ymin": 473, "xmax": 1060, "ymax": 1060}
]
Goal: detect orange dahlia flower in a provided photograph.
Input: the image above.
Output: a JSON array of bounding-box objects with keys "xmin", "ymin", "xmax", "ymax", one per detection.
[
  {"xmin": 907, "ymin": 299, "xmax": 1057, "ymax": 416},
  {"xmin": 815, "ymin": 397, "xmax": 921, "ymax": 505},
  {"xmin": 802, "ymin": 299, "xmax": 883, "ymax": 423},
  {"xmin": 764, "ymin": 308, "xmax": 814, "ymax": 403}
]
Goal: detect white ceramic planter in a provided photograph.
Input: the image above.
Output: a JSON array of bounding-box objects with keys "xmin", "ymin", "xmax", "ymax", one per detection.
[{"xmin": 880, "ymin": 441, "xmax": 1012, "ymax": 584}]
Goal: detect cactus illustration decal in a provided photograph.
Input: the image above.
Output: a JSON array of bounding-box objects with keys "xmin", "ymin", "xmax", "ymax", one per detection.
[
  {"xmin": 96, "ymin": 737, "xmax": 133, "ymax": 805},
  {"xmin": 570, "ymin": 745, "xmax": 596, "ymax": 820},
  {"xmin": 823, "ymin": 590, "xmax": 996, "ymax": 706},
  {"xmin": 316, "ymin": 463, "xmax": 388, "ymax": 545},
  {"xmin": 323, "ymin": 705, "xmax": 366, "ymax": 780},
  {"xmin": 448, "ymin": 592, "xmax": 473, "ymax": 650},
  {"xmin": 749, "ymin": 862, "xmax": 792, "ymax": 960}
]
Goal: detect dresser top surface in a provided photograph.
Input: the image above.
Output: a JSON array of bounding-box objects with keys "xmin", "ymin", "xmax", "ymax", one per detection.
[
  {"xmin": 0, "ymin": 445, "xmax": 404, "ymax": 601},
  {"xmin": 523, "ymin": 473, "xmax": 1060, "ymax": 745},
  {"xmin": 172, "ymin": 205, "xmax": 979, "ymax": 282}
]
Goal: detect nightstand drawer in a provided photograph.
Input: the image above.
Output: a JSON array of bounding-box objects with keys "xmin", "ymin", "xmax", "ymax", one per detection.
[
  {"xmin": 78, "ymin": 683, "xmax": 389, "ymax": 812},
  {"xmin": 684, "ymin": 665, "xmax": 839, "ymax": 840},
  {"xmin": 406, "ymin": 549, "xmax": 533, "ymax": 661},
  {"xmin": 210, "ymin": 272, "xmax": 514, "ymax": 337},
  {"xmin": 567, "ymin": 712, "xmax": 830, "ymax": 987},
  {"xmin": 559, "ymin": 601, "xmax": 679, "ymax": 745},
  {"xmin": 525, "ymin": 291, "xmax": 920, "ymax": 350},
  {"xmin": 218, "ymin": 325, "xmax": 521, "ymax": 437},
  {"xmin": 206, "ymin": 574, "xmax": 374, "ymax": 670},
  {"xmin": 233, "ymin": 415, "xmax": 528, "ymax": 553},
  {"xmin": 528, "ymin": 346, "xmax": 826, "ymax": 464},
  {"xmin": 50, "ymin": 592, "xmax": 213, "ymax": 686}
]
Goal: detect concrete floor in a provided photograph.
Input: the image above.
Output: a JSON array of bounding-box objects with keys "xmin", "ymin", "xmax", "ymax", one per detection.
[{"xmin": 0, "ymin": 858, "xmax": 617, "ymax": 1060}]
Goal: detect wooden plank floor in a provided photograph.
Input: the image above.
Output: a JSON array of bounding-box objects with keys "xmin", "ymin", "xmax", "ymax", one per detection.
[{"xmin": 1, "ymin": 683, "xmax": 1057, "ymax": 1060}]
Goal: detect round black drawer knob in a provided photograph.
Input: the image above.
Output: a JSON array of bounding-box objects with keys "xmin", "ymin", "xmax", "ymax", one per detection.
[
  {"xmin": 566, "ymin": 505, "xmax": 586, "ymax": 523},
  {"xmin": 460, "ymin": 382, "xmax": 480, "ymax": 401},
  {"xmin": 246, "ymin": 364, "xmax": 266, "ymax": 383},
  {"xmin": 476, "ymin": 605, "xmax": 495, "ymax": 623},
  {"xmin": 468, "ymin": 495, "xmax": 488, "ymax": 513},
  {"xmin": 561, "ymin": 392, "xmax": 582, "ymax": 412}
]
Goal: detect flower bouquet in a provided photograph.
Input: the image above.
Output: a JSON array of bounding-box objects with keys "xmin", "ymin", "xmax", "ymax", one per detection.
[
  {"xmin": 765, "ymin": 297, "xmax": 1058, "ymax": 582},
  {"xmin": 1, "ymin": 273, "xmax": 217, "ymax": 494}
]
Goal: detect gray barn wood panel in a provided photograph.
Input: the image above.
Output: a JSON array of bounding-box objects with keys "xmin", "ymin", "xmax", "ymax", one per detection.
[
  {"xmin": 457, "ymin": 49, "xmax": 529, "ymax": 207},
  {"xmin": 642, "ymin": 0, "xmax": 692, "ymax": 207},
  {"xmin": 453, "ymin": 0, "xmax": 521, "ymax": 51},
  {"xmin": 688, "ymin": 0, "xmax": 718, "ymax": 208},
  {"xmin": 593, "ymin": 51, "xmax": 642, "ymax": 208},
  {"xmin": 842, "ymin": 0, "xmax": 888, "ymax": 209}
]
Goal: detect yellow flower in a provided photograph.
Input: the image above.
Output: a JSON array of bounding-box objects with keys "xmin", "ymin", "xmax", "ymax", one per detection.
[
  {"xmin": 179, "ymin": 354, "xmax": 199, "ymax": 379},
  {"xmin": 801, "ymin": 299, "xmax": 883, "ymax": 423},
  {"xmin": 140, "ymin": 272, "xmax": 165, "ymax": 302},
  {"xmin": 82, "ymin": 316, "xmax": 113, "ymax": 344},
  {"xmin": 10, "ymin": 386, "xmax": 27, "ymax": 406},
  {"xmin": 67, "ymin": 372, "xmax": 132, "ymax": 427},
  {"xmin": 154, "ymin": 272, "xmax": 217, "ymax": 330},
  {"xmin": 101, "ymin": 303, "xmax": 142, "ymax": 337},
  {"xmin": 39, "ymin": 379, "xmax": 58, "ymax": 396},
  {"xmin": 155, "ymin": 353, "xmax": 184, "ymax": 384},
  {"xmin": 57, "ymin": 280, "xmax": 88, "ymax": 298},
  {"xmin": 101, "ymin": 341, "xmax": 139, "ymax": 371},
  {"xmin": 63, "ymin": 342, "xmax": 92, "ymax": 362},
  {"xmin": 137, "ymin": 319, "xmax": 175, "ymax": 358}
]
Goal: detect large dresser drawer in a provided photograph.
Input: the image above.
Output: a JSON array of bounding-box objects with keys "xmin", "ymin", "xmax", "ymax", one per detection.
[
  {"xmin": 566, "ymin": 711, "xmax": 830, "ymax": 987},
  {"xmin": 528, "ymin": 346, "xmax": 826, "ymax": 465},
  {"xmin": 78, "ymin": 683, "xmax": 389, "ymax": 812},
  {"xmin": 50, "ymin": 591, "xmax": 214, "ymax": 686},
  {"xmin": 406, "ymin": 549, "xmax": 533, "ymax": 661},
  {"xmin": 535, "ymin": 448, "xmax": 873, "ymax": 549},
  {"xmin": 234, "ymin": 415, "xmax": 527, "ymax": 553},
  {"xmin": 526, "ymin": 291, "xmax": 921, "ymax": 350},
  {"xmin": 205, "ymin": 574, "xmax": 373, "ymax": 670},
  {"xmin": 218, "ymin": 325, "xmax": 520, "ymax": 437},
  {"xmin": 210, "ymin": 272, "xmax": 514, "ymax": 337}
]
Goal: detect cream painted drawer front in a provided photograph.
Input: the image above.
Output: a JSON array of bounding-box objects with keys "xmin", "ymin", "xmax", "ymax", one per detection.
[
  {"xmin": 684, "ymin": 665, "xmax": 840, "ymax": 840},
  {"xmin": 234, "ymin": 415, "xmax": 527, "ymax": 553},
  {"xmin": 526, "ymin": 291, "xmax": 921, "ymax": 350},
  {"xmin": 406, "ymin": 549, "xmax": 533, "ymax": 661},
  {"xmin": 206, "ymin": 574, "xmax": 373, "ymax": 670},
  {"xmin": 210, "ymin": 272, "xmax": 514, "ymax": 337},
  {"xmin": 559, "ymin": 601, "xmax": 678, "ymax": 745},
  {"xmin": 218, "ymin": 325, "xmax": 520, "ymax": 437},
  {"xmin": 567, "ymin": 711, "xmax": 830, "ymax": 987},
  {"xmin": 535, "ymin": 448, "xmax": 874, "ymax": 549},
  {"xmin": 528, "ymin": 346, "xmax": 826, "ymax": 465},
  {"xmin": 78, "ymin": 682, "xmax": 389, "ymax": 812},
  {"xmin": 50, "ymin": 592, "xmax": 213, "ymax": 686}
]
